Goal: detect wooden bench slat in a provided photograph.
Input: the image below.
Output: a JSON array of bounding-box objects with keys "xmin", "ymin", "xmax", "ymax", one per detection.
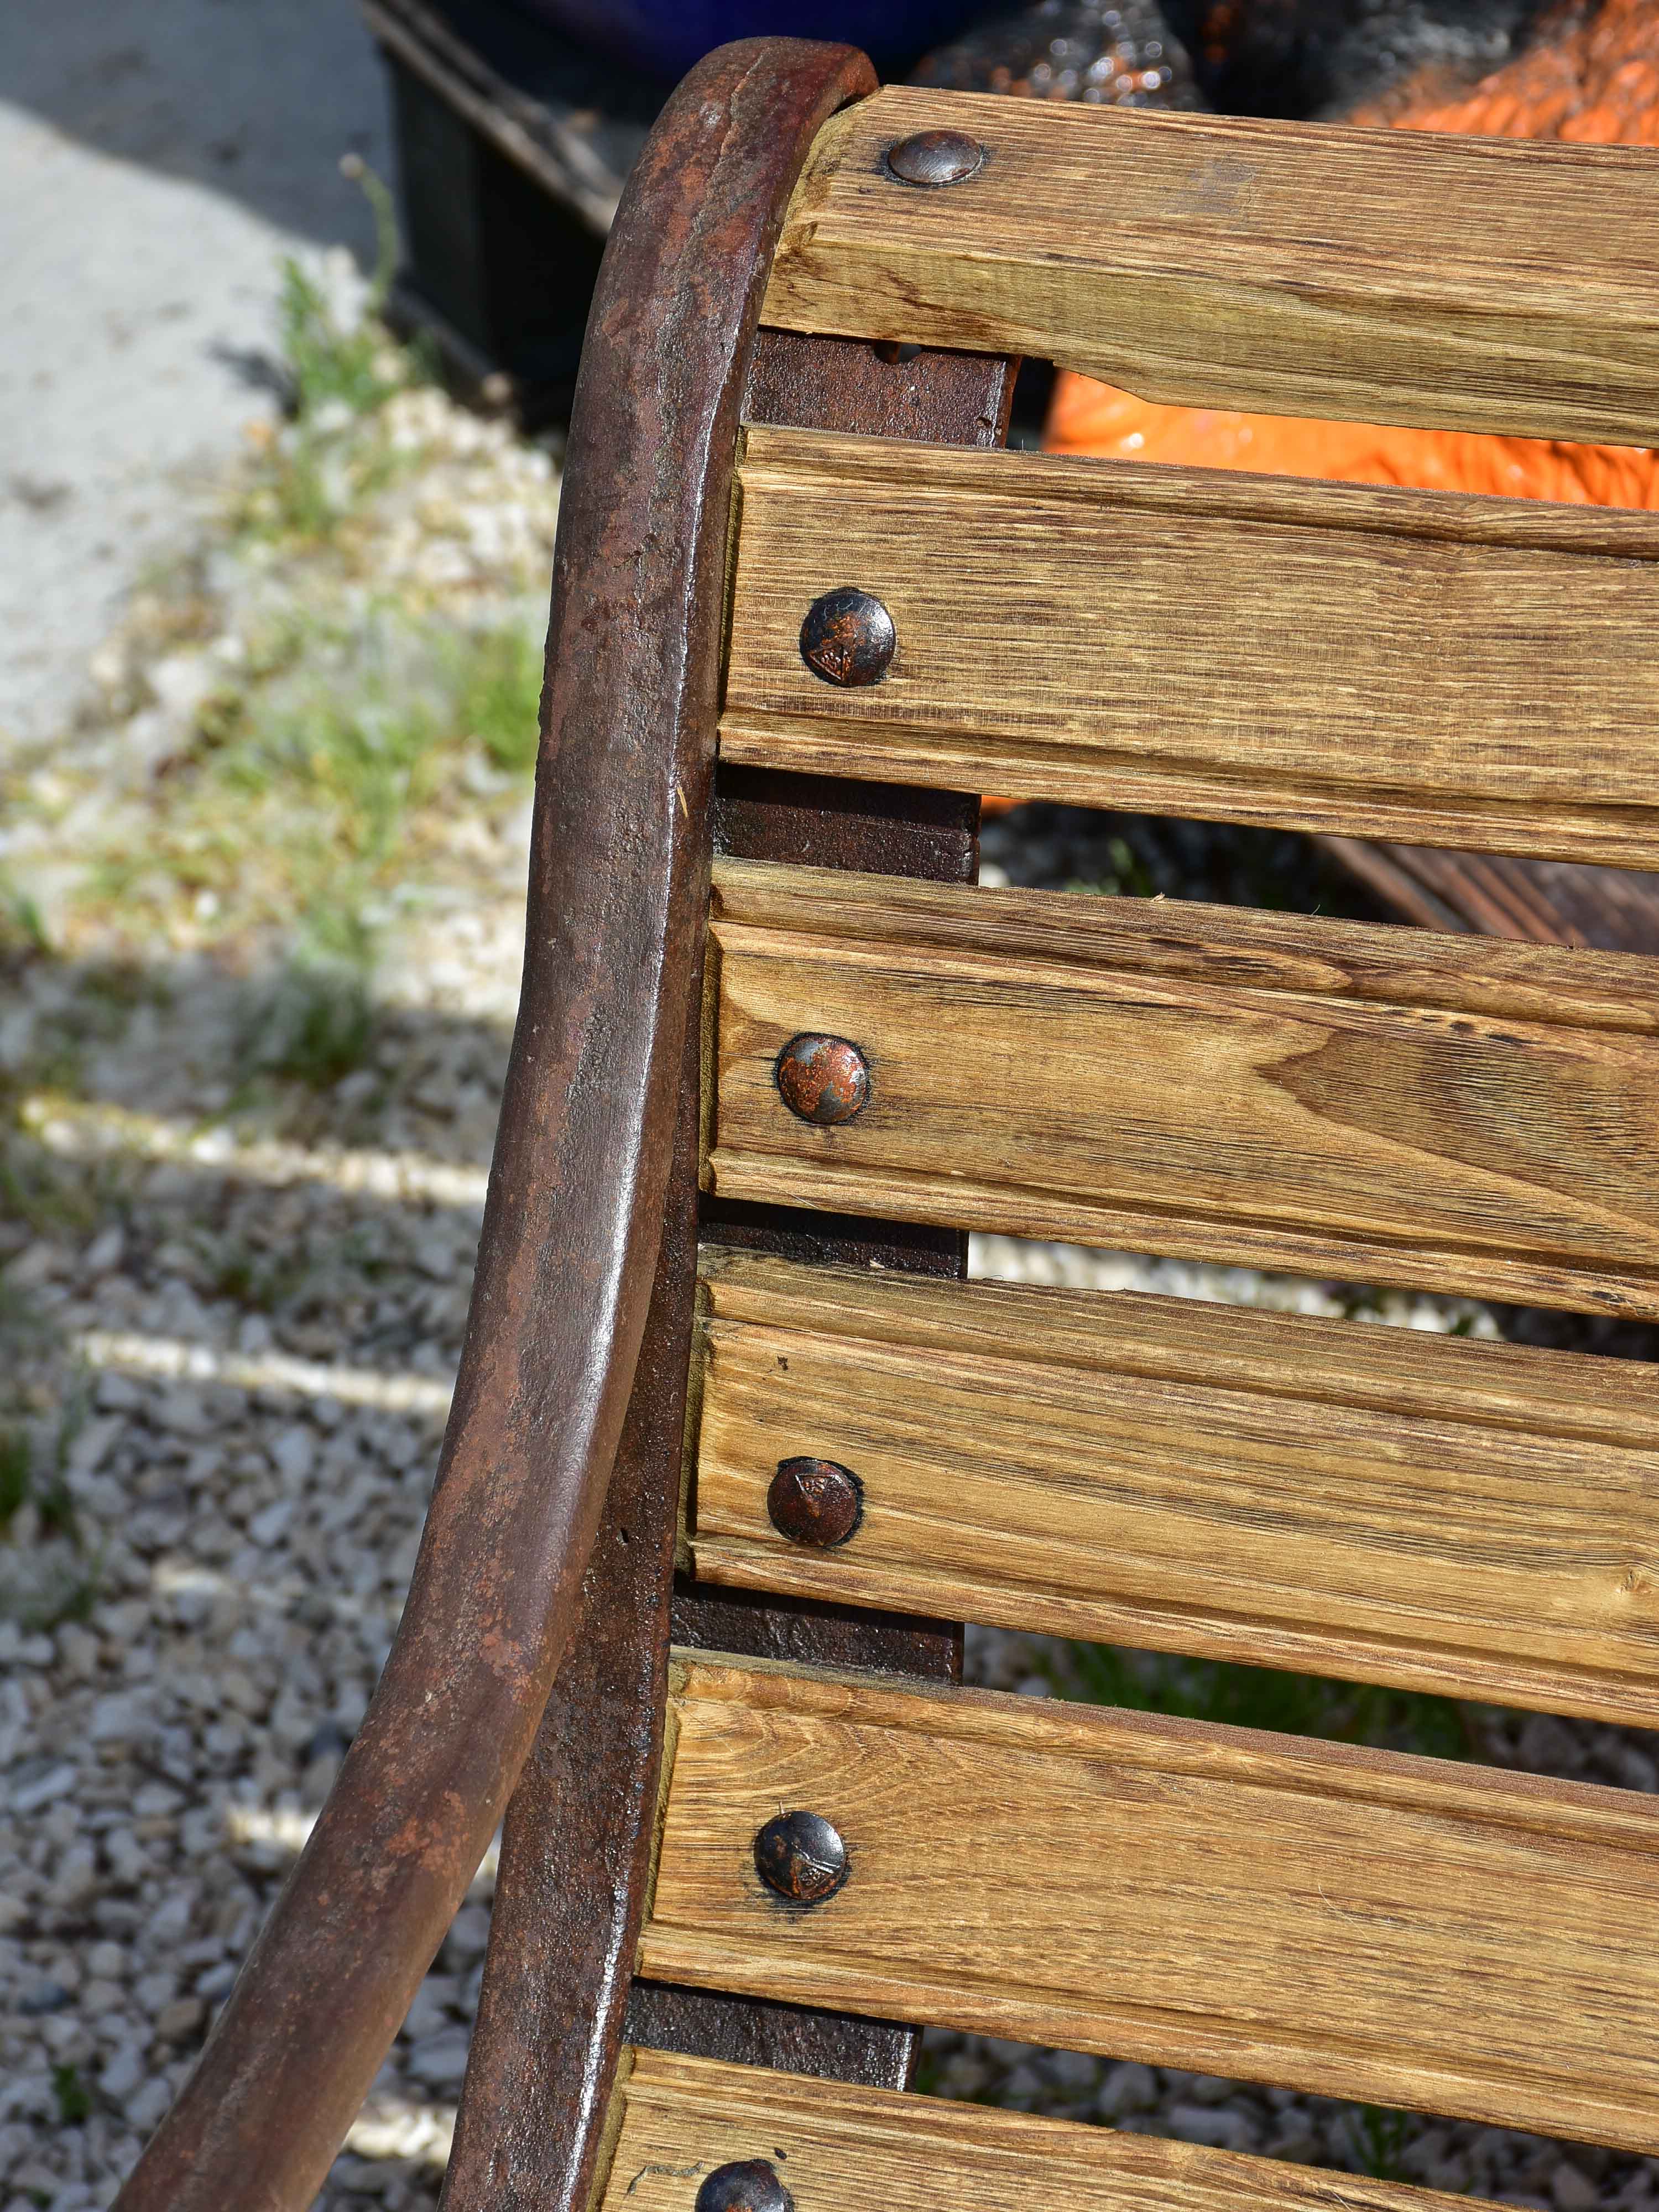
[
  {"xmin": 724, "ymin": 426, "xmax": 1659, "ymax": 866},
  {"xmin": 643, "ymin": 1655, "xmax": 1659, "ymax": 2152},
  {"xmin": 761, "ymin": 86, "xmax": 1659, "ymax": 446},
  {"xmin": 598, "ymin": 2045, "xmax": 1463, "ymax": 2212},
  {"xmin": 706, "ymin": 858, "xmax": 1659, "ymax": 1317},
  {"xmin": 690, "ymin": 1251, "xmax": 1659, "ymax": 1728}
]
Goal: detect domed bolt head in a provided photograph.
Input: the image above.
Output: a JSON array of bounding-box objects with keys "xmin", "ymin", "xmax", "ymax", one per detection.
[
  {"xmin": 799, "ymin": 586, "xmax": 895, "ymax": 687},
  {"xmin": 695, "ymin": 2159, "xmax": 794, "ymax": 2212},
  {"xmin": 754, "ymin": 1809, "xmax": 849, "ymax": 1905},
  {"xmin": 769, "ymin": 1457, "xmax": 863, "ymax": 1548},
  {"xmin": 774, "ymin": 1034, "xmax": 869, "ymax": 1126},
  {"xmin": 884, "ymin": 127, "xmax": 985, "ymax": 187}
]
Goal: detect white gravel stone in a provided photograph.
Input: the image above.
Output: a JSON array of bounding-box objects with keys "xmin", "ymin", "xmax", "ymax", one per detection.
[
  {"xmin": 10, "ymin": 1764, "xmax": 78, "ymax": 1814},
  {"xmin": 98, "ymin": 2048, "xmax": 146, "ymax": 2103},
  {"xmin": 1097, "ymin": 2061, "xmax": 1160, "ymax": 2118},
  {"xmin": 1168, "ymin": 2104, "xmax": 1259, "ymax": 2152},
  {"xmin": 1560, "ymin": 2169, "xmax": 1605, "ymax": 2212},
  {"xmin": 442, "ymin": 1906, "xmax": 491, "ymax": 1964},
  {"xmin": 404, "ymin": 2028, "xmax": 471, "ymax": 2091}
]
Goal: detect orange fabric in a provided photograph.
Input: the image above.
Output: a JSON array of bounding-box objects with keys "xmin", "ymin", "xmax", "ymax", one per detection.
[{"xmin": 1044, "ymin": 0, "xmax": 1659, "ymax": 507}]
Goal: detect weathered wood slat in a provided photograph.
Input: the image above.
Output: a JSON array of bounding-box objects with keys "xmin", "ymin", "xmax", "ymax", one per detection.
[
  {"xmin": 761, "ymin": 86, "xmax": 1659, "ymax": 445},
  {"xmin": 641, "ymin": 1656, "xmax": 1659, "ymax": 2151},
  {"xmin": 689, "ymin": 1251, "xmax": 1659, "ymax": 1727},
  {"xmin": 723, "ymin": 426, "xmax": 1659, "ymax": 866},
  {"xmin": 597, "ymin": 2046, "xmax": 1465, "ymax": 2212},
  {"xmin": 704, "ymin": 858, "xmax": 1659, "ymax": 1317}
]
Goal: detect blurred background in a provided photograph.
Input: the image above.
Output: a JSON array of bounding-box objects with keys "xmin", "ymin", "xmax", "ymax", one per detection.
[{"xmin": 5, "ymin": 4, "xmax": 1659, "ymax": 2208}]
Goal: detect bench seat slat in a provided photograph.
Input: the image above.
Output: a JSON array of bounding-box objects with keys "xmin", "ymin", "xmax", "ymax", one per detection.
[
  {"xmin": 643, "ymin": 1656, "xmax": 1659, "ymax": 2152},
  {"xmin": 725, "ymin": 426, "xmax": 1659, "ymax": 867},
  {"xmin": 599, "ymin": 2046, "xmax": 1462, "ymax": 2212},
  {"xmin": 690, "ymin": 1251, "xmax": 1659, "ymax": 1728},
  {"xmin": 761, "ymin": 86, "xmax": 1659, "ymax": 446},
  {"xmin": 706, "ymin": 858, "xmax": 1659, "ymax": 1317}
]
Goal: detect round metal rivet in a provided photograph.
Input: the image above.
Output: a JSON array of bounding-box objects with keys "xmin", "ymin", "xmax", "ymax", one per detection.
[
  {"xmin": 694, "ymin": 2159, "xmax": 795, "ymax": 2212},
  {"xmin": 884, "ymin": 127, "xmax": 985, "ymax": 187},
  {"xmin": 774, "ymin": 1034, "xmax": 869, "ymax": 1126},
  {"xmin": 769, "ymin": 1457, "xmax": 863, "ymax": 1548},
  {"xmin": 754, "ymin": 1809, "xmax": 849, "ymax": 1905},
  {"xmin": 799, "ymin": 586, "xmax": 895, "ymax": 687}
]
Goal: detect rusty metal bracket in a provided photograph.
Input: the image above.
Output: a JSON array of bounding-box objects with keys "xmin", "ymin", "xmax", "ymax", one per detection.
[{"xmin": 444, "ymin": 330, "xmax": 1016, "ymax": 2209}]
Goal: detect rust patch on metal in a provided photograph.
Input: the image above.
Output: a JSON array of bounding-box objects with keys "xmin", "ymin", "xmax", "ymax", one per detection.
[
  {"xmin": 754, "ymin": 1810, "xmax": 850, "ymax": 1905},
  {"xmin": 768, "ymin": 1458, "xmax": 863, "ymax": 1548},
  {"xmin": 884, "ymin": 126, "xmax": 986, "ymax": 186},
  {"xmin": 799, "ymin": 586, "xmax": 896, "ymax": 687},
  {"xmin": 775, "ymin": 1034, "xmax": 870, "ymax": 1125}
]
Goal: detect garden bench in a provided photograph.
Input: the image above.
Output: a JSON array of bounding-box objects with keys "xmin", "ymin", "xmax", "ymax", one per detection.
[{"xmin": 118, "ymin": 36, "xmax": 1659, "ymax": 2212}]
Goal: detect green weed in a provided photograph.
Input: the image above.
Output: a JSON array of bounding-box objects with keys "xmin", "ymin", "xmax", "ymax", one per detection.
[
  {"xmin": 0, "ymin": 1126, "xmax": 105, "ymax": 1240},
  {"xmin": 1345, "ymin": 2103, "xmax": 1413, "ymax": 2182},
  {"xmin": 1066, "ymin": 834, "xmax": 1156, "ymax": 900},
  {"xmin": 275, "ymin": 158, "xmax": 402, "ymax": 427},
  {"xmin": 234, "ymin": 948, "xmax": 375, "ymax": 1089},
  {"xmin": 446, "ymin": 623, "xmax": 543, "ymax": 775},
  {"xmin": 0, "ymin": 1494, "xmax": 101, "ymax": 1632},
  {"xmin": 241, "ymin": 159, "xmax": 422, "ymax": 543},
  {"xmin": 1062, "ymin": 1644, "xmax": 1471, "ymax": 1760},
  {"xmin": 222, "ymin": 619, "xmax": 538, "ymax": 860},
  {"xmin": 909, "ymin": 2046, "xmax": 942, "ymax": 2096},
  {"xmin": 51, "ymin": 2064, "xmax": 92, "ymax": 2125},
  {"xmin": 1, "ymin": 878, "xmax": 50, "ymax": 956},
  {"xmin": 47, "ymin": 602, "xmax": 542, "ymax": 974},
  {"xmin": 0, "ymin": 1430, "xmax": 30, "ymax": 1525}
]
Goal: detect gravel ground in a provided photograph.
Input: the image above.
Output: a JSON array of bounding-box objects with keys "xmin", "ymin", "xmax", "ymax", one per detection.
[
  {"xmin": 6, "ymin": 354, "xmax": 1659, "ymax": 2212},
  {"xmin": 10, "ymin": 784, "xmax": 1659, "ymax": 2208}
]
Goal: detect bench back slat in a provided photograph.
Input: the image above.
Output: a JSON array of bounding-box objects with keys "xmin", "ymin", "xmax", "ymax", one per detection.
[
  {"xmin": 762, "ymin": 86, "xmax": 1659, "ymax": 445},
  {"xmin": 601, "ymin": 2047, "xmax": 1453, "ymax": 2212},
  {"xmin": 644, "ymin": 1655, "xmax": 1659, "ymax": 2152},
  {"xmin": 690, "ymin": 1251, "xmax": 1659, "ymax": 1729},
  {"xmin": 726, "ymin": 426, "xmax": 1659, "ymax": 865},
  {"xmin": 706, "ymin": 858, "xmax": 1659, "ymax": 1317}
]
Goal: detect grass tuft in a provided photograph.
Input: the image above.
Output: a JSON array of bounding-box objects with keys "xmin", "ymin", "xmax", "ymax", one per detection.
[
  {"xmin": 51, "ymin": 2064, "xmax": 92, "ymax": 2126},
  {"xmin": 1345, "ymin": 2103, "xmax": 1414, "ymax": 2182},
  {"xmin": 0, "ymin": 1432, "xmax": 100, "ymax": 1631},
  {"xmin": 1, "ymin": 879, "xmax": 50, "ymax": 957},
  {"xmin": 447, "ymin": 623, "xmax": 544, "ymax": 776},
  {"xmin": 274, "ymin": 159, "xmax": 401, "ymax": 426},
  {"xmin": 234, "ymin": 939, "xmax": 375, "ymax": 1089},
  {"xmin": 1063, "ymin": 1642, "xmax": 1471, "ymax": 1760},
  {"xmin": 0, "ymin": 1430, "xmax": 30, "ymax": 1526},
  {"xmin": 246, "ymin": 159, "xmax": 423, "ymax": 545}
]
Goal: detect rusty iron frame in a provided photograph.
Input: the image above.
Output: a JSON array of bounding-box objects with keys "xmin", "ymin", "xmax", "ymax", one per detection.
[
  {"xmin": 112, "ymin": 39, "xmax": 882, "ymax": 2212},
  {"xmin": 442, "ymin": 327, "xmax": 1018, "ymax": 2211}
]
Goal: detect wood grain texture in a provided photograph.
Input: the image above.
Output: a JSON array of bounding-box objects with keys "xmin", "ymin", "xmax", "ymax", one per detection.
[
  {"xmin": 688, "ymin": 1251, "xmax": 1659, "ymax": 1727},
  {"xmin": 723, "ymin": 426, "xmax": 1659, "ymax": 865},
  {"xmin": 705, "ymin": 857, "xmax": 1659, "ymax": 1318},
  {"xmin": 1325, "ymin": 838, "xmax": 1659, "ymax": 955},
  {"xmin": 595, "ymin": 2046, "xmax": 1468, "ymax": 2212},
  {"xmin": 619, "ymin": 323, "xmax": 1020, "ymax": 2100},
  {"xmin": 761, "ymin": 86, "xmax": 1659, "ymax": 444},
  {"xmin": 641, "ymin": 1655, "xmax": 1659, "ymax": 2151}
]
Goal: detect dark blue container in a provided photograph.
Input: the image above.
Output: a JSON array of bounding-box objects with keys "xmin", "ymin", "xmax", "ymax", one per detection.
[{"xmin": 517, "ymin": 1, "xmax": 978, "ymax": 80}]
